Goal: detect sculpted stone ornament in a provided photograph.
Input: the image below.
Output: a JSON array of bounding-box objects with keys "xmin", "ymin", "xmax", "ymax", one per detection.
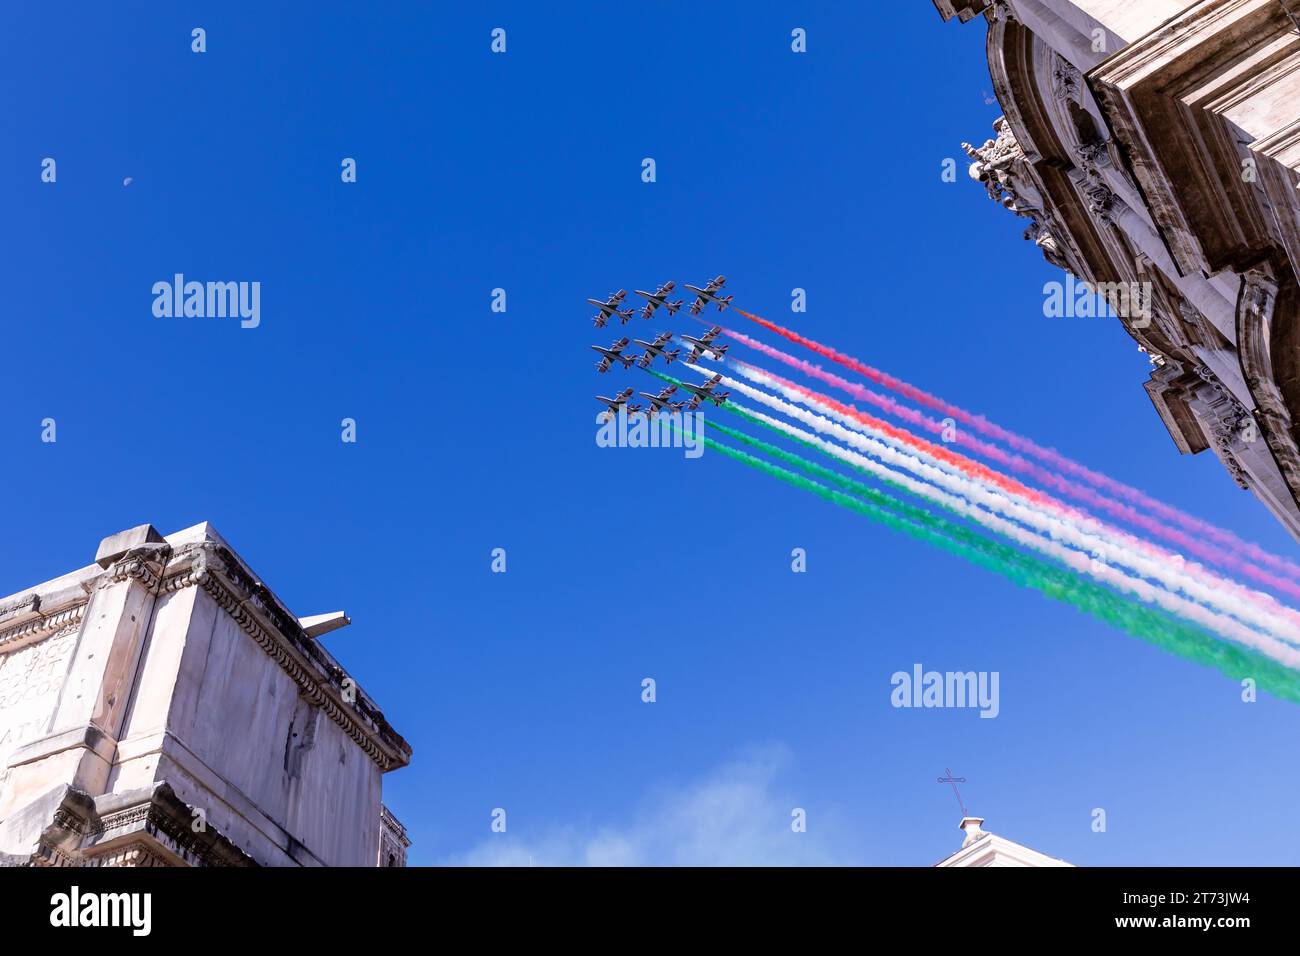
[
  {"xmin": 1052, "ymin": 58, "xmax": 1081, "ymax": 103},
  {"xmin": 1075, "ymin": 140, "xmax": 1110, "ymax": 170},
  {"xmin": 964, "ymin": 118, "xmax": 1068, "ymax": 269},
  {"xmin": 1071, "ymin": 134, "xmax": 1121, "ymax": 227},
  {"xmin": 1190, "ymin": 365, "xmax": 1255, "ymax": 489},
  {"xmin": 1083, "ymin": 179, "xmax": 1119, "ymax": 225},
  {"xmin": 986, "ymin": 0, "xmax": 1016, "ymax": 25},
  {"xmin": 1023, "ymin": 219, "xmax": 1068, "ymax": 271},
  {"xmin": 963, "ymin": 117, "xmax": 1023, "ymax": 196}
]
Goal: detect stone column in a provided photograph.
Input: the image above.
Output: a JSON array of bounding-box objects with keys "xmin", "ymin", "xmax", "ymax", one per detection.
[{"xmin": 2, "ymin": 527, "xmax": 170, "ymax": 812}]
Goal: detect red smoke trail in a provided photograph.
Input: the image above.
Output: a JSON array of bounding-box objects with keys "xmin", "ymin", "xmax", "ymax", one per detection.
[{"xmin": 733, "ymin": 307, "xmax": 1300, "ymax": 584}]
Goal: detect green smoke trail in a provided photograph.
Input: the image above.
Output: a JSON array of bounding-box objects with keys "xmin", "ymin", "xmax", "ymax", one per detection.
[{"xmin": 652, "ymin": 374, "xmax": 1300, "ymax": 701}]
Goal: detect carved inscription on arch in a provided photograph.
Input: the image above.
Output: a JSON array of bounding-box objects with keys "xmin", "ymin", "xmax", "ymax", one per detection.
[{"xmin": 0, "ymin": 629, "xmax": 79, "ymax": 759}]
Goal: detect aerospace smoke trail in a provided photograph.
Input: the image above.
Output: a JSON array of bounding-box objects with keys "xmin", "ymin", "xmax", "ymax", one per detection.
[
  {"xmin": 720, "ymin": 358, "xmax": 1300, "ymax": 625},
  {"xmin": 717, "ymin": 331, "xmax": 1300, "ymax": 603},
  {"xmin": 701, "ymin": 367, "xmax": 1300, "ymax": 649},
  {"xmin": 732, "ymin": 386, "xmax": 1300, "ymax": 642},
  {"xmin": 706, "ymin": 415, "xmax": 1300, "ymax": 681},
  {"xmin": 695, "ymin": 428, "xmax": 1300, "ymax": 703},
  {"xmin": 658, "ymin": 365, "xmax": 1300, "ymax": 648},
  {"xmin": 681, "ymin": 350, "xmax": 1055, "ymax": 506},
  {"xmin": 732, "ymin": 308, "xmax": 1300, "ymax": 585}
]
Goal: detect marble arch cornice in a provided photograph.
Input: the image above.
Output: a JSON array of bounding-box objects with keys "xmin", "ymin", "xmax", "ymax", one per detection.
[
  {"xmin": 0, "ymin": 603, "xmax": 85, "ymax": 655},
  {"xmin": 156, "ymin": 543, "xmax": 411, "ymax": 773},
  {"xmin": 12, "ymin": 783, "xmax": 257, "ymax": 868},
  {"xmin": 102, "ymin": 545, "xmax": 170, "ymax": 592}
]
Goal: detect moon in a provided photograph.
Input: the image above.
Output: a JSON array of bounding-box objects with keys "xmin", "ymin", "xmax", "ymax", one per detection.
[{"xmin": 122, "ymin": 177, "xmax": 133, "ymax": 186}]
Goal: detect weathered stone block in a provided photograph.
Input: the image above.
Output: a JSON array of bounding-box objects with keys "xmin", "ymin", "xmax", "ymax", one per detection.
[{"xmin": 94, "ymin": 524, "xmax": 165, "ymax": 569}]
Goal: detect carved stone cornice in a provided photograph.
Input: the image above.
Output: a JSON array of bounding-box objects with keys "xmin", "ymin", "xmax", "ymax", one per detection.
[
  {"xmin": 158, "ymin": 543, "xmax": 410, "ymax": 773},
  {"xmin": 20, "ymin": 783, "xmax": 256, "ymax": 868},
  {"xmin": 86, "ymin": 784, "xmax": 254, "ymax": 868},
  {"xmin": 100, "ymin": 543, "xmax": 172, "ymax": 593},
  {"xmin": 0, "ymin": 602, "xmax": 86, "ymax": 655},
  {"xmin": 0, "ymin": 593, "xmax": 40, "ymax": 627},
  {"xmin": 94, "ymin": 842, "xmax": 173, "ymax": 867},
  {"xmin": 0, "ymin": 545, "xmax": 169, "ymax": 658},
  {"xmin": 28, "ymin": 842, "xmax": 78, "ymax": 868}
]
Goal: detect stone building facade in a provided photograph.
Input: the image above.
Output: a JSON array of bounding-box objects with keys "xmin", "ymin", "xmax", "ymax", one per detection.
[
  {"xmin": 934, "ymin": 0, "xmax": 1300, "ymax": 540},
  {"xmin": 380, "ymin": 804, "xmax": 411, "ymax": 867},
  {"xmin": 0, "ymin": 523, "xmax": 411, "ymax": 866}
]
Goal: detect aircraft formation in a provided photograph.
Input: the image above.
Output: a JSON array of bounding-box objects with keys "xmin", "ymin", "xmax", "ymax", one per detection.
[{"xmin": 590, "ymin": 276, "xmax": 734, "ymax": 420}]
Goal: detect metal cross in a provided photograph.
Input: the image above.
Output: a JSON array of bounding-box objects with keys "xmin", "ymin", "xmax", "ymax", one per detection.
[{"xmin": 937, "ymin": 768, "xmax": 969, "ymax": 817}]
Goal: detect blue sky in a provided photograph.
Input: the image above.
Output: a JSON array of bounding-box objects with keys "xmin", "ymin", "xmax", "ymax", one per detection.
[{"xmin": 5, "ymin": 1, "xmax": 1300, "ymax": 866}]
